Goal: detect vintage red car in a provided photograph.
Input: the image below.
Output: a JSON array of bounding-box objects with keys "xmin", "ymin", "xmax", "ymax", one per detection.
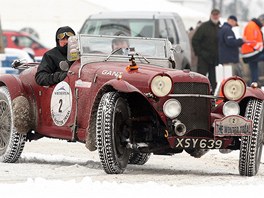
[{"xmin": 0, "ymin": 34, "xmax": 263, "ymax": 176}]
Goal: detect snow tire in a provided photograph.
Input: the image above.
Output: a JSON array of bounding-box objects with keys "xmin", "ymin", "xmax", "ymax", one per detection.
[
  {"xmin": 96, "ymin": 92, "xmax": 131, "ymax": 174},
  {"xmin": 128, "ymin": 152, "xmax": 151, "ymax": 165},
  {"xmin": 0, "ymin": 86, "xmax": 26, "ymax": 162},
  {"xmin": 239, "ymin": 99, "xmax": 264, "ymax": 176}
]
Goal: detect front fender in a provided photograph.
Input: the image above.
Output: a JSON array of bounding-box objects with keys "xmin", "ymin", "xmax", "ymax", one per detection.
[
  {"xmin": 105, "ymin": 78, "xmax": 144, "ymax": 95},
  {"xmin": 244, "ymin": 87, "xmax": 264, "ymax": 100},
  {"xmin": 0, "ymin": 74, "xmax": 25, "ymax": 99}
]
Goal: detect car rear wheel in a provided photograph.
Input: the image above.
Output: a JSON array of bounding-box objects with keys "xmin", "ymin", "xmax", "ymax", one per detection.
[
  {"xmin": 239, "ymin": 99, "xmax": 264, "ymax": 176},
  {"xmin": 128, "ymin": 152, "xmax": 151, "ymax": 165},
  {"xmin": 0, "ymin": 86, "xmax": 26, "ymax": 162},
  {"xmin": 96, "ymin": 92, "xmax": 131, "ymax": 174}
]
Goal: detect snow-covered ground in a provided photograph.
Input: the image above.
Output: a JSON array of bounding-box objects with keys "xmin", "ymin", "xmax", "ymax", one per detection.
[{"xmin": 0, "ymin": 138, "xmax": 263, "ymax": 197}]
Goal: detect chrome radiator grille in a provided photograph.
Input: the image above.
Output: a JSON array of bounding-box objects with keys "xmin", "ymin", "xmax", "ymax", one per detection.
[{"xmin": 173, "ymin": 82, "xmax": 210, "ymax": 131}]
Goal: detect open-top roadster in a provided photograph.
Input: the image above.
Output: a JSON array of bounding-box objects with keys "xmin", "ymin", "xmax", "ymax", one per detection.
[{"xmin": 0, "ymin": 34, "xmax": 263, "ymax": 176}]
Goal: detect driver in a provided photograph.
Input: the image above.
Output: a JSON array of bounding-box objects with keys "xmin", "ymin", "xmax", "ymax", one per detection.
[
  {"xmin": 35, "ymin": 26, "xmax": 75, "ymax": 86},
  {"xmin": 111, "ymin": 37, "xmax": 129, "ymax": 55}
]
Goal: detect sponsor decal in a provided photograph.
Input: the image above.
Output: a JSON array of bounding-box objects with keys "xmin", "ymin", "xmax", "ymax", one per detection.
[
  {"xmin": 51, "ymin": 82, "xmax": 72, "ymax": 126},
  {"xmin": 102, "ymin": 70, "xmax": 123, "ymax": 77}
]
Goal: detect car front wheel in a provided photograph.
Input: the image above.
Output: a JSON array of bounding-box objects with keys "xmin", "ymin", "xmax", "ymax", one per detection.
[
  {"xmin": 0, "ymin": 86, "xmax": 26, "ymax": 162},
  {"xmin": 128, "ymin": 152, "xmax": 151, "ymax": 165},
  {"xmin": 239, "ymin": 99, "xmax": 264, "ymax": 176},
  {"xmin": 96, "ymin": 92, "xmax": 131, "ymax": 174}
]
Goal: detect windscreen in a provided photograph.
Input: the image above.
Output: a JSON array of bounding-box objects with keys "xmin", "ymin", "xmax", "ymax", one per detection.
[{"xmin": 78, "ymin": 35, "xmax": 168, "ymax": 59}]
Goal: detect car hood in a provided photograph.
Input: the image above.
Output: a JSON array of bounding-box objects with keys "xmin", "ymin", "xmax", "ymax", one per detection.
[{"xmin": 82, "ymin": 61, "xmax": 210, "ymax": 90}]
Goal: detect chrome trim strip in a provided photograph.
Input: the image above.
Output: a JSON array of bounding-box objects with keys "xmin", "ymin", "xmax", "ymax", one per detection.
[{"xmin": 168, "ymin": 94, "xmax": 222, "ymax": 99}]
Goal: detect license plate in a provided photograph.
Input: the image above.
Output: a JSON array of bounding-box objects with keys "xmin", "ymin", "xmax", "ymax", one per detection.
[
  {"xmin": 174, "ymin": 138, "xmax": 223, "ymax": 149},
  {"xmin": 214, "ymin": 115, "xmax": 252, "ymax": 136}
]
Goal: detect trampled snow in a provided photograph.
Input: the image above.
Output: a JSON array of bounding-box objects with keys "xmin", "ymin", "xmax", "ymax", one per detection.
[{"xmin": 0, "ymin": 138, "xmax": 263, "ymax": 197}]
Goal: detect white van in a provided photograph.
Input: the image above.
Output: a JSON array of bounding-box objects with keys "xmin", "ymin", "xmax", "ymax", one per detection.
[{"xmin": 79, "ymin": 11, "xmax": 191, "ymax": 69}]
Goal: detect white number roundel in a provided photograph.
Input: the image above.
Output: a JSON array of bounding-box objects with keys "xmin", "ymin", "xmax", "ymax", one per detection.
[{"xmin": 51, "ymin": 82, "xmax": 72, "ymax": 126}]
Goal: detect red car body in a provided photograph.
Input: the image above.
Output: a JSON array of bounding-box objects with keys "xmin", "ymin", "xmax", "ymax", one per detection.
[{"xmin": 0, "ymin": 35, "xmax": 263, "ymax": 176}]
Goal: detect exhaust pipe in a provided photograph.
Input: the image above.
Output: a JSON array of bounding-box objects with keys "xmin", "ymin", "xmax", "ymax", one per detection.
[{"xmin": 173, "ymin": 120, "xmax": 186, "ymax": 136}]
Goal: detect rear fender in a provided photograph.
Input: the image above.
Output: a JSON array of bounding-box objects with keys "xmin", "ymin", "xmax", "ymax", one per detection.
[
  {"xmin": 0, "ymin": 74, "xmax": 32, "ymax": 133},
  {"xmin": 0, "ymin": 74, "xmax": 25, "ymax": 99}
]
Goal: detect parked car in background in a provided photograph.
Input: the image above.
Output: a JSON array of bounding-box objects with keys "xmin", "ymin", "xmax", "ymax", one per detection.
[
  {"xmin": 0, "ymin": 48, "xmax": 34, "ymax": 74},
  {"xmin": 79, "ymin": 11, "xmax": 191, "ymax": 70},
  {"xmin": 2, "ymin": 30, "xmax": 49, "ymax": 61},
  {"xmin": 1, "ymin": 34, "xmax": 264, "ymax": 177}
]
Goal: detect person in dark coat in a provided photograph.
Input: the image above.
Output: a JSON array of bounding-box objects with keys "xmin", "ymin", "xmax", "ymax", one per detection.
[
  {"xmin": 35, "ymin": 26, "xmax": 75, "ymax": 86},
  {"xmin": 218, "ymin": 15, "xmax": 244, "ymax": 76},
  {"xmin": 192, "ymin": 9, "xmax": 221, "ymax": 92}
]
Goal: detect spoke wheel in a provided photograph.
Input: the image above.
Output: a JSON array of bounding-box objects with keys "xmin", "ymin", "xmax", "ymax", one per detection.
[
  {"xmin": 239, "ymin": 99, "xmax": 264, "ymax": 176},
  {"xmin": 96, "ymin": 92, "xmax": 131, "ymax": 174},
  {"xmin": 0, "ymin": 86, "xmax": 26, "ymax": 162},
  {"xmin": 0, "ymin": 100, "xmax": 11, "ymax": 152}
]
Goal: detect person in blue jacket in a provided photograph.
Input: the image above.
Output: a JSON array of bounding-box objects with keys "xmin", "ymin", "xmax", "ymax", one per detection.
[{"xmin": 218, "ymin": 15, "xmax": 244, "ymax": 76}]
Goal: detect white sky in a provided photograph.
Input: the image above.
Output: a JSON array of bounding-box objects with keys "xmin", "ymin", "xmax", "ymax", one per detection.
[{"xmin": 0, "ymin": 0, "xmax": 208, "ymax": 47}]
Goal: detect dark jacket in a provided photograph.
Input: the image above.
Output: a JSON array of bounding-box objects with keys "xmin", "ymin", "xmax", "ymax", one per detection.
[
  {"xmin": 35, "ymin": 26, "xmax": 75, "ymax": 86},
  {"xmin": 192, "ymin": 20, "xmax": 220, "ymax": 65},
  {"xmin": 35, "ymin": 47, "xmax": 69, "ymax": 86},
  {"xmin": 218, "ymin": 22, "xmax": 244, "ymax": 64}
]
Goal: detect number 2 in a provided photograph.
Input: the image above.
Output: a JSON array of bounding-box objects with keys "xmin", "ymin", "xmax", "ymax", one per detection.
[{"xmin": 59, "ymin": 99, "xmax": 63, "ymax": 113}]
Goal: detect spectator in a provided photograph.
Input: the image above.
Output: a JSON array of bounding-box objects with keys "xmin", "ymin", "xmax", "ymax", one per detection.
[
  {"xmin": 241, "ymin": 14, "xmax": 264, "ymax": 85},
  {"xmin": 188, "ymin": 20, "xmax": 202, "ymax": 72},
  {"xmin": 192, "ymin": 9, "xmax": 221, "ymax": 92},
  {"xmin": 35, "ymin": 26, "xmax": 75, "ymax": 86},
  {"xmin": 218, "ymin": 15, "xmax": 244, "ymax": 77}
]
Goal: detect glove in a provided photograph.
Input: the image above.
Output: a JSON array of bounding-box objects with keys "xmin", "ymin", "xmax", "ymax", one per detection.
[
  {"xmin": 53, "ymin": 71, "xmax": 67, "ymax": 84},
  {"xmin": 59, "ymin": 60, "xmax": 70, "ymax": 71}
]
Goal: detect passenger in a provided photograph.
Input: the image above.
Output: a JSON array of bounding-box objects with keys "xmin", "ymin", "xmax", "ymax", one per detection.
[{"xmin": 35, "ymin": 26, "xmax": 75, "ymax": 86}]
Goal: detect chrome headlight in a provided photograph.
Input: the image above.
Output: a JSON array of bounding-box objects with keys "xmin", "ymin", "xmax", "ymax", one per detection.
[
  {"xmin": 150, "ymin": 75, "xmax": 172, "ymax": 97},
  {"xmin": 223, "ymin": 101, "xmax": 240, "ymax": 116},
  {"xmin": 222, "ymin": 78, "xmax": 246, "ymax": 101},
  {"xmin": 163, "ymin": 99, "xmax": 181, "ymax": 119}
]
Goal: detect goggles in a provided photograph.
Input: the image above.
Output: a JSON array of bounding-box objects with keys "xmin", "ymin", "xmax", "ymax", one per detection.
[{"xmin": 57, "ymin": 32, "xmax": 75, "ymax": 40}]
